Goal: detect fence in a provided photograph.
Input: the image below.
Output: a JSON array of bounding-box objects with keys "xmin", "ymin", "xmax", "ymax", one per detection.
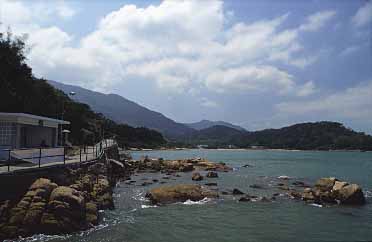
[{"xmin": 0, "ymin": 138, "xmax": 117, "ymax": 173}]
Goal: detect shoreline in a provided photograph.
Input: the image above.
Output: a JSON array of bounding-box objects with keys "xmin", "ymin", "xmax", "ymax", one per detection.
[{"xmin": 129, "ymin": 148, "xmax": 372, "ymax": 153}]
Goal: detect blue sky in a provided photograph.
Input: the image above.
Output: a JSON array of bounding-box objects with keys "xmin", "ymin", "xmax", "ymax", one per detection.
[{"xmin": 1, "ymin": 0, "xmax": 371, "ymax": 133}]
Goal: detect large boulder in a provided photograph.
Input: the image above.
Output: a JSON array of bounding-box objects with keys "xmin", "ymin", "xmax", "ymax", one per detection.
[
  {"xmin": 6, "ymin": 179, "xmax": 57, "ymax": 229},
  {"xmin": 332, "ymin": 181, "xmax": 348, "ymax": 192},
  {"xmin": 146, "ymin": 184, "xmax": 218, "ymax": 204},
  {"xmin": 337, "ymin": 184, "xmax": 365, "ymax": 205},
  {"xmin": 302, "ymin": 178, "xmax": 366, "ymax": 206},
  {"xmin": 314, "ymin": 177, "xmax": 336, "ymax": 192},
  {"xmin": 91, "ymin": 178, "xmax": 114, "ymax": 209},
  {"xmin": 41, "ymin": 186, "xmax": 86, "ymax": 234}
]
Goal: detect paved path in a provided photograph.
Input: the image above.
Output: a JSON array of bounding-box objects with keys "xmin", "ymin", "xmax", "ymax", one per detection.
[{"xmin": 0, "ymin": 139, "xmax": 116, "ymax": 174}]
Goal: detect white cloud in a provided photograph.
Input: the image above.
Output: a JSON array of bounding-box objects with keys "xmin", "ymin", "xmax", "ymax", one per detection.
[
  {"xmin": 277, "ymin": 80, "xmax": 372, "ymax": 119},
  {"xmin": 352, "ymin": 1, "xmax": 372, "ymax": 27},
  {"xmin": 339, "ymin": 45, "xmax": 360, "ymax": 57},
  {"xmin": 2, "ymin": 0, "xmax": 335, "ymax": 97},
  {"xmin": 296, "ymin": 81, "xmax": 316, "ymax": 97},
  {"xmin": 56, "ymin": 1, "xmax": 77, "ymax": 19},
  {"xmin": 299, "ymin": 10, "xmax": 336, "ymax": 32},
  {"xmin": 205, "ymin": 65, "xmax": 295, "ymax": 94},
  {"xmin": 199, "ymin": 97, "xmax": 218, "ymax": 108}
]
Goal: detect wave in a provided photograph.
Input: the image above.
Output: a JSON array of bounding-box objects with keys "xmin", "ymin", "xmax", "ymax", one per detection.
[
  {"xmin": 277, "ymin": 175, "xmax": 292, "ymax": 180},
  {"xmin": 365, "ymin": 190, "xmax": 372, "ymax": 198},
  {"xmin": 182, "ymin": 197, "xmax": 211, "ymax": 205},
  {"xmin": 309, "ymin": 203, "xmax": 323, "ymax": 208},
  {"xmin": 13, "ymin": 233, "xmax": 72, "ymax": 242},
  {"xmin": 141, "ymin": 204, "xmax": 158, "ymax": 209}
]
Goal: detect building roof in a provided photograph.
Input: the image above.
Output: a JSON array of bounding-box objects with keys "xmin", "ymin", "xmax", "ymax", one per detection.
[{"xmin": 0, "ymin": 112, "xmax": 70, "ymax": 125}]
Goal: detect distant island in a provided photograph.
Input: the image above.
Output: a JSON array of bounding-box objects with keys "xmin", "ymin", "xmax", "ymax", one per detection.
[{"xmin": 174, "ymin": 122, "xmax": 372, "ymax": 151}]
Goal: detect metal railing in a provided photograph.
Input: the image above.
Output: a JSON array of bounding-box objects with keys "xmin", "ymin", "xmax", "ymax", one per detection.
[{"xmin": 0, "ymin": 138, "xmax": 117, "ymax": 173}]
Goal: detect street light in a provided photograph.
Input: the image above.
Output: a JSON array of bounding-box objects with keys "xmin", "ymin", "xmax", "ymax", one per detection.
[{"xmin": 60, "ymin": 91, "xmax": 76, "ymax": 146}]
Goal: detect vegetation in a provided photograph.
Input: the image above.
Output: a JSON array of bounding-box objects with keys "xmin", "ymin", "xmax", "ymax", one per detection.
[
  {"xmin": 179, "ymin": 122, "xmax": 372, "ymax": 151},
  {"xmin": 0, "ymin": 30, "xmax": 166, "ymax": 148}
]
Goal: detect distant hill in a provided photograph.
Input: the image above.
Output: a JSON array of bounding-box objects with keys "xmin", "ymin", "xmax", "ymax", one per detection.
[
  {"xmin": 181, "ymin": 122, "xmax": 372, "ymax": 150},
  {"xmin": 48, "ymin": 81, "xmax": 195, "ymax": 139},
  {"xmin": 184, "ymin": 120, "xmax": 246, "ymax": 131}
]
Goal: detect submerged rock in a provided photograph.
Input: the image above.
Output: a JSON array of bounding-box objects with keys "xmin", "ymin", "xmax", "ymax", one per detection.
[
  {"xmin": 249, "ymin": 184, "xmax": 265, "ymax": 189},
  {"xmin": 232, "ymin": 188, "xmax": 245, "ymax": 195},
  {"xmin": 146, "ymin": 184, "xmax": 218, "ymax": 204},
  {"xmin": 206, "ymin": 172, "xmax": 218, "ymax": 178},
  {"xmin": 204, "ymin": 183, "xmax": 218, "ymax": 186},
  {"xmin": 192, "ymin": 173, "xmax": 204, "ymax": 181}
]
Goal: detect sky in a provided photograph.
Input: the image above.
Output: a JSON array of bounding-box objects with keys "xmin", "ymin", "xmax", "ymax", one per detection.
[{"xmin": 0, "ymin": 0, "xmax": 371, "ymax": 133}]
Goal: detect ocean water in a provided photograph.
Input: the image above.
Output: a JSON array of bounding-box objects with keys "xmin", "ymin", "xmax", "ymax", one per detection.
[{"xmin": 19, "ymin": 149, "xmax": 372, "ymax": 242}]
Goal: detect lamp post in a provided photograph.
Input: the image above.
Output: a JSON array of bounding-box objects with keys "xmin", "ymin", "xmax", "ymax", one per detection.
[{"xmin": 60, "ymin": 91, "xmax": 76, "ymax": 146}]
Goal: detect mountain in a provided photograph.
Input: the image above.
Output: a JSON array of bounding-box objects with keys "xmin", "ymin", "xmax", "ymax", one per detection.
[
  {"xmin": 48, "ymin": 81, "xmax": 194, "ymax": 139},
  {"xmin": 184, "ymin": 120, "xmax": 246, "ymax": 131},
  {"xmin": 181, "ymin": 122, "xmax": 372, "ymax": 150}
]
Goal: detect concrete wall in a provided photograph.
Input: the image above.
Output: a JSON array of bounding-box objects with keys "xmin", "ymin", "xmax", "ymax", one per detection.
[{"xmin": 23, "ymin": 126, "xmax": 54, "ymax": 148}]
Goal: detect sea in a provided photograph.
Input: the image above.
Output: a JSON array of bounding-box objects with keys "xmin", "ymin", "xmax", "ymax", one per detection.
[{"xmin": 18, "ymin": 149, "xmax": 372, "ymax": 242}]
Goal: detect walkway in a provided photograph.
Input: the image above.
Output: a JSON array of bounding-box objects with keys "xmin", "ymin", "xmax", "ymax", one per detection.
[{"xmin": 0, "ymin": 139, "xmax": 116, "ymax": 174}]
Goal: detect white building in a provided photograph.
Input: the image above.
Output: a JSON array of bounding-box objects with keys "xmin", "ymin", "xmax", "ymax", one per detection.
[{"xmin": 0, "ymin": 113, "xmax": 70, "ymax": 159}]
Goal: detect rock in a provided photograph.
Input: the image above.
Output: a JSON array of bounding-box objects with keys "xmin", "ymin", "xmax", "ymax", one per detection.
[
  {"xmin": 249, "ymin": 184, "xmax": 265, "ymax": 189},
  {"xmin": 146, "ymin": 184, "xmax": 218, "ymax": 204},
  {"xmin": 239, "ymin": 196, "xmax": 251, "ymax": 202},
  {"xmin": 337, "ymin": 184, "xmax": 365, "ymax": 205},
  {"xmin": 221, "ymin": 191, "xmax": 229, "ymax": 195},
  {"xmin": 302, "ymin": 188, "xmax": 315, "ymax": 201},
  {"xmin": 206, "ymin": 172, "xmax": 218, "ymax": 178},
  {"xmin": 292, "ymin": 181, "xmax": 307, "ymax": 187},
  {"xmin": 179, "ymin": 164, "xmax": 194, "ymax": 172},
  {"xmin": 141, "ymin": 182, "xmax": 152, "ymax": 186},
  {"xmin": 278, "ymin": 186, "xmax": 290, "ymax": 191},
  {"xmin": 278, "ymin": 176, "xmax": 291, "ymax": 180},
  {"xmin": 30, "ymin": 178, "xmax": 58, "ymax": 194},
  {"xmin": 91, "ymin": 178, "xmax": 113, "ymax": 210},
  {"xmin": 204, "ymin": 183, "xmax": 217, "ymax": 186},
  {"xmin": 192, "ymin": 173, "xmax": 203, "ymax": 181},
  {"xmin": 332, "ymin": 181, "xmax": 348, "ymax": 192},
  {"xmin": 232, "ymin": 188, "xmax": 245, "ymax": 195},
  {"xmin": 242, "ymin": 164, "xmax": 253, "ymax": 168},
  {"xmin": 85, "ymin": 202, "xmax": 98, "ymax": 225},
  {"xmin": 288, "ymin": 190, "xmax": 302, "ymax": 200},
  {"xmin": 314, "ymin": 177, "xmax": 337, "ymax": 192},
  {"xmin": 152, "ymin": 179, "xmax": 159, "ymax": 183},
  {"xmin": 41, "ymin": 186, "xmax": 86, "ymax": 233},
  {"xmin": 257, "ymin": 197, "xmax": 272, "ymax": 202}
]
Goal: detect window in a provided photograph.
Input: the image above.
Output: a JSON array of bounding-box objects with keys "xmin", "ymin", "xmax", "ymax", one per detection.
[{"xmin": 0, "ymin": 122, "xmax": 16, "ymax": 146}]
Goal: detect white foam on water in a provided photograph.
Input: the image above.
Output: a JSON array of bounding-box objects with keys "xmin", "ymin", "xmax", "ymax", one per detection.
[
  {"xmin": 309, "ymin": 203, "xmax": 323, "ymax": 208},
  {"xmin": 141, "ymin": 204, "xmax": 158, "ymax": 209},
  {"xmin": 278, "ymin": 175, "xmax": 291, "ymax": 180},
  {"xmin": 14, "ymin": 233, "xmax": 72, "ymax": 242},
  {"xmin": 364, "ymin": 190, "xmax": 372, "ymax": 198},
  {"xmin": 182, "ymin": 197, "xmax": 211, "ymax": 205}
]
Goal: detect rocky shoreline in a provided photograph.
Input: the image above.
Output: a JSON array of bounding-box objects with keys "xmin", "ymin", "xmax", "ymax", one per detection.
[
  {"xmin": 126, "ymin": 157, "xmax": 367, "ymax": 207},
  {"xmin": 0, "ymin": 155, "xmax": 368, "ymax": 240},
  {"xmin": 0, "ymin": 159, "xmax": 128, "ymax": 240}
]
